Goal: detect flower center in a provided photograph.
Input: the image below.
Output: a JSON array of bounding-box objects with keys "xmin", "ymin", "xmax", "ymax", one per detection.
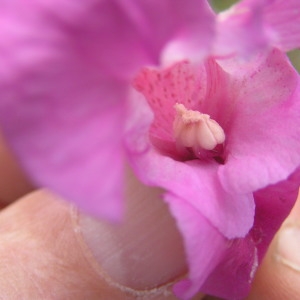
[
  {"xmin": 173, "ymin": 103, "xmax": 225, "ymax": 161},
  {"xmin": 132, "ymin": 60, "xmax": 228, "ymax": 164}
]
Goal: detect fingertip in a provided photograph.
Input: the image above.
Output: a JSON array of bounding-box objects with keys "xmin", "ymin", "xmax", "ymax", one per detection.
[
  {"xmin": 287, "ymin": 188, "xmax": 300, "ymax": 222},
  {"xmin": 247, "ymin": 192, "xmax": 300, "ymax": 300},
  {"xmin": 0, "ymin": 191, "xmax": 109, "ymax": 298},
  {"xmin": 0, "ymin": 191, "xmax": 184, "ymax": 299}
]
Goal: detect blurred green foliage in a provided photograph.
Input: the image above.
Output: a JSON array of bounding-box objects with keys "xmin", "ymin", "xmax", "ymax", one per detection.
[
  {"xmin": 209, "ymin": 0, "xmax": 238, "ymax": 11},
  {"xmin": 288, "ymin": 50, "xmax": 300, "ymax": 73}
]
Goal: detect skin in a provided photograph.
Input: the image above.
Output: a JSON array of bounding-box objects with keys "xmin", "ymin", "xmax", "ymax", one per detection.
[{"xmin": 0, "ymin": 133, "xmax": 300, "ymax": 299}]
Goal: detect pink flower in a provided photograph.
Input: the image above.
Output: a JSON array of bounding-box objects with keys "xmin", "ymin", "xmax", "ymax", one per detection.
[
  {"xmin": 0, "ymin": 0, "xmax": 300, "ymax": 299},
  {"xmin": 128, "ymin": 49, "xmax": 300, "ymax": 299}
]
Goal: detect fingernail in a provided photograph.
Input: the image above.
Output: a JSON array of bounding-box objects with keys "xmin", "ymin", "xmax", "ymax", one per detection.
[
  {"xmin": 74, "ymin": 169, "xmax": 187, "ymax": 291},
  {"xmin": 275, "ymin": 225, "xmax": 300, "ymax": 272}
]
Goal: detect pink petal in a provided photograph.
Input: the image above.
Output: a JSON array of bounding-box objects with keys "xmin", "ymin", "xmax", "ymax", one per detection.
[
  {"xmin": 133, "ymin": 61, "xmax": 207, "ymax": 143},
  {"xmin": 218, "ymin": 49, "xmax": 300, "ymax": 194},
  {"xmin": 0, "ymin": 0, "xmax": 215, "ymax": 218},
  {"xmin": 201, "ymin": 234, "xmax": 257, "ymax": 299},
  {"xmin": 160, "ymin": 1, "xmax": 216, "ymax": 64},
  {"xmin": 252, "ymin": 166, "xmax": 300, "ymax": 260},
  {"xmin": 214, "ymin": 0, "xmax": 300, "ymax": 57},
  {"xmin": 164, "ymin": 194, "xmax": 227, "ymax": 300},
  {"xmin": 214, "ymin": 1, "xmax": 270, "ymax": 58},
  {"xmin": 202, "ymin": 168, "xmax": 300, "ymax": 299},
  {"xmin": 168, "ymin": 168, "xmax": 300, "ymax": 300},
  {"xmin": 1, "ymin": 77, "xmax": 128, "ymax": 220},
  {"xmin": 264, "ymin": 0, "xmax": 300, "ymax": 51},
  {"xmin": 125, "ymin": 92, "xmax": 255, "ymax": 239},
  {"xmin": 166, "ymin": 194, "xmax": 257, "ymax": 300}
]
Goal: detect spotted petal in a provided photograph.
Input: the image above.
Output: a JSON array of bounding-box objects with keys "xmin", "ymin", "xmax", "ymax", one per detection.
[
  {"xmin": 218, "ymin": 49, "xmax": 300, "ymax": 194},
  {"xmin": 125, "ymin": 90, "xmax": 255, "ymax": 239}
]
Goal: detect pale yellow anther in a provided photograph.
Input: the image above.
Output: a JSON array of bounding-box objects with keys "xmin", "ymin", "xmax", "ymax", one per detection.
[{"xmin": 173, "ymin": 103, "xmax": 225, "ymax": 151}]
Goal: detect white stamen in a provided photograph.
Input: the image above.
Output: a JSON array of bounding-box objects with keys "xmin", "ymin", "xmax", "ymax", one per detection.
[{"xmin": 173, "ymin": 103, "xmax": 225, "ymax": 151}]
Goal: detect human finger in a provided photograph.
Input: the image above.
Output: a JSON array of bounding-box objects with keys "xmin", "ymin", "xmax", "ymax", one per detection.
[
  {"xmin": 247, "ymin": 190, "xmax": 300, "ymax": 300},
  {"xmin": 0, "ymin": 174, "xmax": 205, "ymax": 299}
]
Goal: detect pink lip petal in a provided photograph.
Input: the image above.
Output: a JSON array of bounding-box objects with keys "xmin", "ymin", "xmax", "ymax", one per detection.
[{"xmin": 172, "ymin": 168, "xmax": 300, "ymax": 300}]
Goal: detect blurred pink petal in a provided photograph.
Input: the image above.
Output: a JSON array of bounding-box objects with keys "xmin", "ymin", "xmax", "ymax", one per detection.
[
  {"xmin": 264, "ymin": 0, "xmax": 300, "ymax": 51},
  {"xmin": 215, "ymin": 0, "xmax": 300, "ymax": 57},
  {"xmin": 214, "ymin": 1, "xmax": 270, "ymax": 57},
  {"xmin": 0, "ymin": 0, "xmax": 214, "ymax": 218}
]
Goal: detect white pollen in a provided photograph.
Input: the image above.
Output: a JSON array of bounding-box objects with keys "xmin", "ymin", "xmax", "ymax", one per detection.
[{"xmin": 173, "ymin": 103, "xmax": 225, "ymax": 152}]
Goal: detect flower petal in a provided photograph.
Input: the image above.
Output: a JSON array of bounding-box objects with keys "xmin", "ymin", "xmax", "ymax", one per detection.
[
  {"xmin": 164, "ymin": 194, "xmax": 227, "ymax": 300},
  {"xmin": 257, "ymin": 0, "xmax": 300, "ymax": 51},
  {"xmin": 160, "ymin": 0, "xmax": 215, "ymax": 64},
  {"xmin": 166, "ymin": 171, "xmax": 298, "ymax": 300},
  {"xmin": 166, "ymin": 194, "xmax": 258, "ymax": 300},
  {"xmin": 133, "ymin": 61, "xmax": 207, "ymax": 143},
  {"xmin": 252, "ymin": 166, "xmax": 300, "ymax": 260},
  {"xmin": 202, "ymin": 168, "xmax": 300, "ymax": 299},
  {"xmin": 125, "ymin": 91, "xmax": 255, "ymax": 239},
  {"xmin": 0, "ymin": 0, "xmax": 215, "ymax": 218},
  {"xmin": 218, "ymin": 49, "xmax": 300, "ymax": 194},
  {"xmin": 201, "ymin": 235, "xmax": 257, "ymax": 299},
  {"xmin": 215, "ymin": 0, "xmax": 300, "ymax": 57},
  {"xmin": 214, "ymin": 1, "xmax": 270, "ymax": 57},
  {"xmin": 1, "ymin": 76, "xmax": 128, "ymax": 220}
]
